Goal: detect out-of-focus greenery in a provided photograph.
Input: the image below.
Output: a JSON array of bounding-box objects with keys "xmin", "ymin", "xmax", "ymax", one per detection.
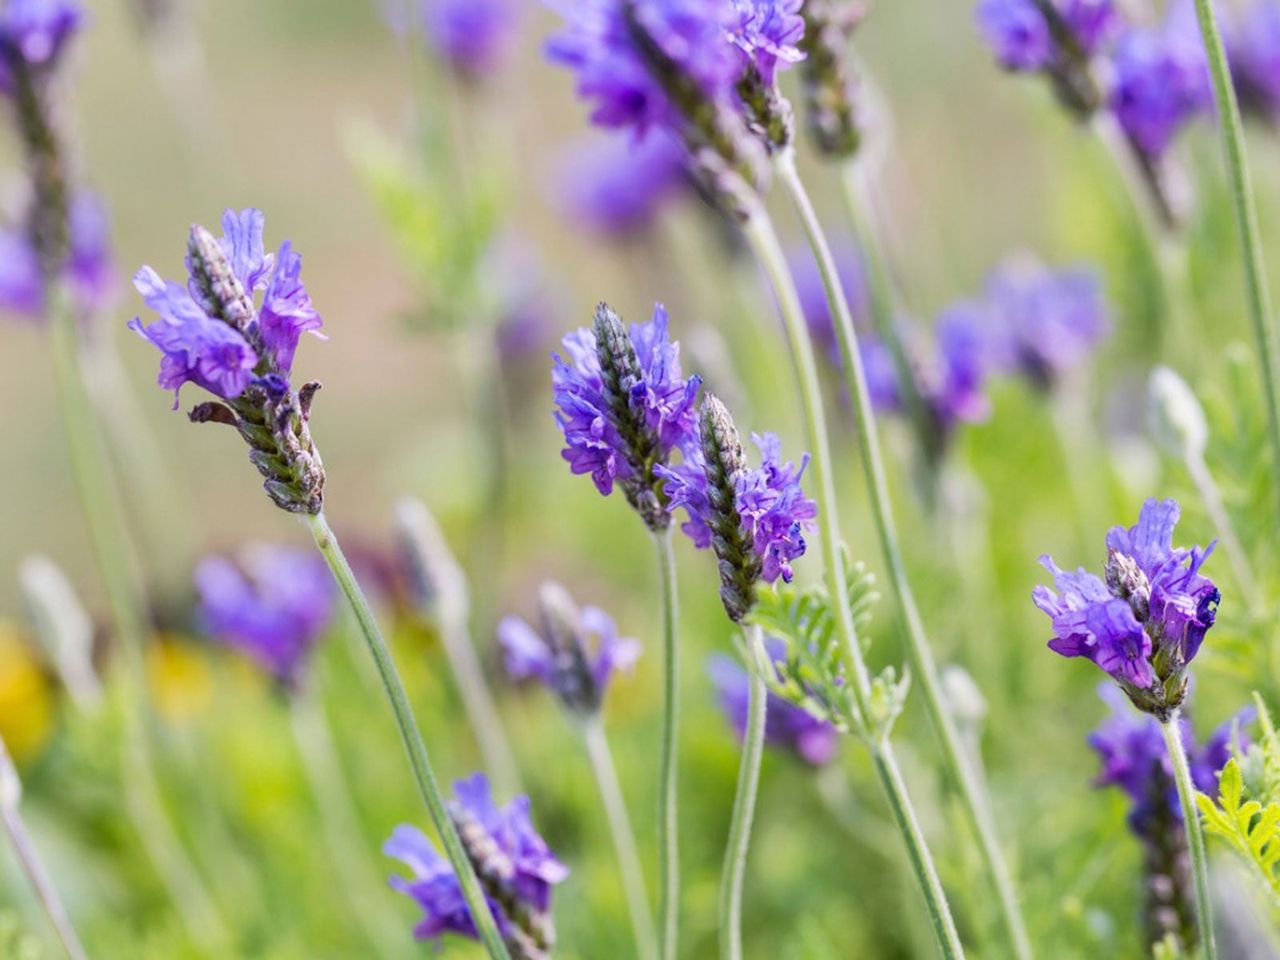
[{"xmin": 2, "ymin": 0, "xmax": 1280, "ymax": 958}]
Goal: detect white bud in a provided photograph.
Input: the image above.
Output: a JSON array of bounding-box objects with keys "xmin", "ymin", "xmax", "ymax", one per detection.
[
  {"xmin": 1148, "ymin": 366, "xmax": 1208, "ymax": 460},
  {"xmin": 0, "ymin": 737, "xmax": 20, "ymax": 808},
  {"xmin": 393, "ymin": 498, "xmax": 469, "ymax": 626},
  {"xmin": 19, "ymin": 555, "xmax": 101, "ymax": 711},
  {"xmin": 940, "ymin": 664, "xmax": 987, "ymax": 729}
]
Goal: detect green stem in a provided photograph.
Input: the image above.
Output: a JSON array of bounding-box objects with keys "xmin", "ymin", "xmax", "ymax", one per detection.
[
  {"xmin": 1185, "ymin": 453, "xmax": 1259, "ymax": 609},
  {"xmin": 289, "ymin": 689, "xmax": 415, "ymax": 957},
  {"xmin": 1190, "ymin": 0, "xmax": 1280, "ymax": 513},
  {"xmin": 582, "ymin": 719, "xmax": 658, "ymax": 960},
  {"xmin": 305, "ymin": 512, "xmax": 512, "ymax": 960},
  {"xmin": 0, "ymin": 741, "xmax": 87, "ymax": 960},
  {"xmin": 1161, "ymin": 714, "xmax": 1217, "ymax": 959},
  {"xmin": 652, "ymin": 528, "xmax": 681, "ymax": 960},
  {"xmin": 777, "ymin": 151, "xmax": 1029, "ymax": 960},
  {"xmin": 740, "ymin": 202, "xmax": 965, "ymax": 960},
  {"xmin": 717, "ymin": 623, "xmax": 769, "ymax": 960},
  {"xmin": 48, "ymin": 288, "xmax": 230, "ymax": 952}
]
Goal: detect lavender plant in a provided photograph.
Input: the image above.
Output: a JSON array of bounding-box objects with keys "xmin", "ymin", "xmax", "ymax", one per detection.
[
  {"xmin": 385, "ymin": 773, "xmax": 569, "ymax": 959},
  {"xmin": 1034, "ymin": 497, "xmax": 1223, "ymax": 955},
  {"xmin": 129, "ymin": 207, "xmax": 514, "ymax": 960},
  {"xmin": 551, "ymin": 299, "xmax": 698, "ymax": 960},
  {"xmin": 499, "ymin": 584, "xmax": 655, "ymax": 960}
]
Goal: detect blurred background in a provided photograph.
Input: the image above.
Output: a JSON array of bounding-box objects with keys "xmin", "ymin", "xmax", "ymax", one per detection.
[{"xmin": 0, "ymin": 0, "xmax": 1278, "ymax": 957}]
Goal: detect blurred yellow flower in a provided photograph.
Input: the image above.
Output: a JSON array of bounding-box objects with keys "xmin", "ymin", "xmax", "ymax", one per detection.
[
  {"xmin": 147, "ymin": 634, "xmax": 214, "ymax": 724},
  {"xmin": 0, "ymin": 623, "xmax": 55, "ymax": 763}
]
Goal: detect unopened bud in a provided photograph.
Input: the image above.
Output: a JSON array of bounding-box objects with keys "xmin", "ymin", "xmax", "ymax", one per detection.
[
  {"xmin": 19, "ymin": 555, "xmax": 101, "ymax": 710},
  {"xmin": 1148, "ymin": 366, "xmax": 1208, "ymax": 461}
]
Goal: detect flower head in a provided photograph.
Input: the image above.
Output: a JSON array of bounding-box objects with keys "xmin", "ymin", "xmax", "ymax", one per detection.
[
  {"xmin": 708, "ymin": 639, "xmax": 837, "ymax": 765},
  {"xmin": 1109, "ymin": 6, "xmax": 1211, "ymax": 158},
  {"xmin": 1033, "ymin": 498, "xmax": 1219, "ymax": 717},
  {"xmin": 984, "ymin": 255, "xmax": 1109, "ymax": 388},
  {"xmin": 552, "ymin": 301, "xmax": 701, "ymax": 529},
  {"xmin": 195, "ymin": 544, "xmax": 335, "ymax": 687},
  {"xmin": 977, "ymin": 0, "xmax": 1116, "ymax": 67},
  {"xmin": 660, "ymin": 395, "xmax": 815, "ymax": 620},
  {"xmin": 0, "ymin": 0, "xmax": 83, "ymax": 93},
  {"xmin": 386, "ymin": 773, "xmax": 569, "ymax": 956},
  {"xmin": 795, "ymin": 0, "xmax": 862, "ymax": 156},
  {"xmin": 556, "ymin": 131, "xmax": 688, "ymax": 238},
  {"xmin": 726, "ymin": 0, "xmax": 806, "ymax": 86},
  {"xmin": 130, "ymin": 208, "xmax": 326, "ymax": 514},
  {"xmin": 499, "ymin": 582, "xmax": 641, "ymax": 716},
  {"xmin": 418, "ymin": 0, "xmax": 520, "ymax": 77}
]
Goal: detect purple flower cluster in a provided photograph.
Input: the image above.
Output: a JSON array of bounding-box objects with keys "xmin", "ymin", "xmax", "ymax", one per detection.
[
  {"xmin": 129, "ymin": 208, "xmax": 323, "ymax": 407},
  {"xmin": 976, "ymin": 0, "xmax": 1117, "ymax": 71},
  {"xmin": 1034, "ymin": 498, "xmax": 1220, "ymax": 717},
  {"xmin": 1228, "ymin": 0, "xmax": 1280, "ymax": 120},
  {"xmin": 663, "ymin": 430, "xmax": 815, "ymax": 586},
  {"xmin": 557, "ymin": 132, "xmax": 688, "ymax": 239},
  {"xmin": 386, "ymin": 774, "xmax": 568, "ymax": 952},
  {"xmin": 1089, "ymin": 686, "xmax": 1247, "ymax": 834},
  {"xmin": 983, "ymin": 256, "xmax": 1109, "ymax": 388},
  {"xmin": 708, "ymin": 639, "xmax": 837, "ymax": 765},
  {"xmin": 499, "ymin": 591, "xmax": 641, "ymax": 716},
  {"xmin": 552, "ymin": 302, "xmax": 701, "ymax": 527},
  {"xmin": 726, "ymin": 0, "xmax": 806, "ymax": 85},
  {"xmin": 0, "ymin": 0, "xmax": 82, "ymax": 93},
  {"xmin": 0, "ymin": 191, "xmax": 115, "ymax": 320},
  {"xmin": 422, "ymin": 0, "xmax": 520, "ymax": 77},
  {"xmin": 195, "ymin": 544, "xmax": 335, "ymax": 687}
]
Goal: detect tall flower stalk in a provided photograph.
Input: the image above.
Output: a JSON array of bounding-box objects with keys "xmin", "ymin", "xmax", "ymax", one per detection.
[
  {"xmin": 499, "ymin": 583, "xmax": 655, "ymax": 960},
  {"xmin": 774, "ymin": 149, "xmax": 1031, "ymax": 960},
  {"xmin": 0, "ymin": 737, "xmax": 87, "ymax": 960},
  {"xmin": 1161, "ymin": 717, "xmax": 1218, "ymax": 959},
  {"xmin": 1189, "ymin": 0, "xmax": 1280, "ymax": 519},
  {"xmin": 128, "ymin": 209, "xmax": 512, "ymax": 960}
]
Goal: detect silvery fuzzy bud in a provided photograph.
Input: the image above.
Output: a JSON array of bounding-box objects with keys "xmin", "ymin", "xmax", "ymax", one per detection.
[
  {"xmin": 18, "ymin": 555, "xmax": 100, "ymax": 710},
  {"xmin": 700, "ymin": 395, "xmax": 760, "ymax": 622},
  {"xmin": 393, "ymin": 497, "xmax": 469, "ymax": 628},
  {"xmin": 1148, "ymin": 366, "xmax": 1209, "ymax": 462},
  {"xmin": 536, "ymin": 581, "xmax": 604, "ymax": 717},
  {"xmin": 798, "ymin": 0, "xmax": 864, "ymax": 157}
]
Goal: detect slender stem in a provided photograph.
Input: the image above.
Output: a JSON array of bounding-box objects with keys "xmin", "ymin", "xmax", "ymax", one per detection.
[
  {"xmin": 289, "ymin": 689, "xmax": 415, "ymax": 956},
  {"xmin": 776, "ymin": 152, "xmax": 1029, "ymax": 960},
  {"xmin": 439, "ymin": 602, "xmax": 521, "ymax": 797},
  {"xmin": 652, "ymin": 528, "xmax": 681, "ymax": 960},
  {"xmin": 1191, "ymin": 0, "xmax": 1280, "ymax": 515},
  {"xmin": 1161, "ymin": 714, "xmax": 1217, "ymax": 959},
  {"xmin": 717, "ymin": 624, "xmax": 769, "ymax": 960},
  {"xmin": 739, "ymin": 202, "xmax": 965, "ymax": 960},
  {"xmin": 48, "ymin": 287, "xmax": 229, "ymax": 952},
  {"xmin": 582, "ymin": 719, "xmax": 658, "ymax": 960},
  {"xmin": 0, "ymin": 742, "xmax": 87, "ymax": 960},
  {"xmin": 1186, "ymin": 453, "xmax": 1259, "ymax": 608},
  {"xmin": 306, "ymin": 512, "xmax": 512, "ymax": 960}
]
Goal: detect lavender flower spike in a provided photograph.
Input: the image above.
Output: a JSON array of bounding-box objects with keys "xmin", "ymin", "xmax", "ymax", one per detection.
[
  {"xmin": 499, "ymin": 582, "xmax": 641, "ymax": 717},
  {"xmin": 419, "ymin": 0, "xmax": 520, "ymax": 78},
  {"xmin": 386, "ymin": 773, "xmax": 569, "ymax": 959},
  {"xmin": 729, "ymin": 0, "xmax": 807, "ymax": 149},
  {"xmin": 552, "ymin": 301, "xmax": 701, "ymax": 529},
  {"xmin": 796, "ymin": 0, "xmax": 863, "ymax": 157},
  {"xmin": 1033, "ymin": 498, "xmax": 1220, "ymax": 718},
  {"xmin": 708, "ymin": 639, "xmax": 837, "ymax": 765},
  {"xmin": 195, "ymin": 544, "xmax": 335, "ymax": 689},
  {"xmin": 0, "ymin": 0, "xmax": 83, "ymax": 95},
  {"xmin": 129, "ymin": 209, "xmax": 326, "ymax": 514},
  {"xmin": 659, "ymin": 394, "xmax": 816, "ymax": 621}
]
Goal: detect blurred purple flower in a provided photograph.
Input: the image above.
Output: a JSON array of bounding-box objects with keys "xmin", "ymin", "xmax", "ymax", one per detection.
[
  {"xmin": 195, "ymin": 544, "xmax": 335, "ymax": 686},
  {"xmin": 726, "ymin": 0, "xmax": 806, "ymax": 85},
  {"xmin": 130, "ymin": 208, "xmax": 323, "ymax": 406},
  {"xmin": 552, "ymin": 302, "xmax": 701, "ymax": 499},
  {"xmin": 499, "ymin": 591, "xmax": 641, "ymax": 715},
  {"xmin": 424, "ymin": 0, "xmax": 520, "ymax": 77},
  {"xmin": 1228, "ymin": 0, "xmax": 1280, "ymax": 120},
  {"xmin": 976, "ymin": 0, "xmax": 1117, "ymax": 71},
  {"xmin": 984, "ymin": 256, "xmax": 1109, "ymax": 388},
  {"xmin": 0, "ymin": 0, "xmax": 82, "ymax": 92},
  {"xmin": 0, "ymin": 192, "xmax": 117, "ymax": 321},
  {"xmin": 557, "ymin": 132, "xmax": 687, "ymax": 238},
  {"xmin": 1033, "ymin": 498, "xmax": 1220, "ymax": 716},
  {"xmin": 1109, "ymin": 3, "xmax": 1211, "ymax": 158},
  {"xmin": 385, "ymin": 773, "xmax": 569, "ymax": 950},
  {"xmin": 708, "ymin": 639, "xmax": 837, "ymax": 765}
]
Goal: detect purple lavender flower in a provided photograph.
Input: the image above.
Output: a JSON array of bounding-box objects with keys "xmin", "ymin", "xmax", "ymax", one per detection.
[
  {"xmin": 421, "ymin": 0, "xmax": 520, "ymax": 77},
  {"xmin": 1228, "ymin": 0, "xmax": 1280, "ymax": 120},
  {"xmin": 386, "ymin": 773, "xmax": 569, "ymax": 954},
  {"xmin": 552, "ymin": 302, "xmax": 701, "ymax": 529},
  {"xmin": 659, "ymin": 395, "xmax": 815, "ymax": 620},
  {"xmin": 1109, "ymin": 5, "xmax": 1211, "ymax": 158},
  {"xmin": 976, "ymin": 0, "xmax": 1116, "ymax": 70},
  {"xmin": 195, "ymin": 544, "xmax": 335, "ymax": 687},
  {"xmin": 726, "ymin": 0, "xmax": 806, "ymax": 85},
  {"xmin": 984, "ymin": 256, "xmax": 1109, "ymax": 388},
  {"xmin": 0, "ymin": 0, "xmax": 83, "ymax": 93},
  {"xmin": 1033, "ymin": 498, "xmax": 1220, "ymax": 717},
  {"xmin": 0, "ymin": 192, "xmax": 116, "ymax": 321},
  {"xmin": 708, "ymin": 639, "xmax": 837, "ymax": 765},
  {"xmin": 556, "ymin": 132, "xmax": 688, "ymax": 238},
  {"xmin": 499, "ymin": 583, "xmax": 641, "ymax": 716},
  {"xmin": 130, "ymin": 208, "xmax": 326, "ymax": 514}
]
